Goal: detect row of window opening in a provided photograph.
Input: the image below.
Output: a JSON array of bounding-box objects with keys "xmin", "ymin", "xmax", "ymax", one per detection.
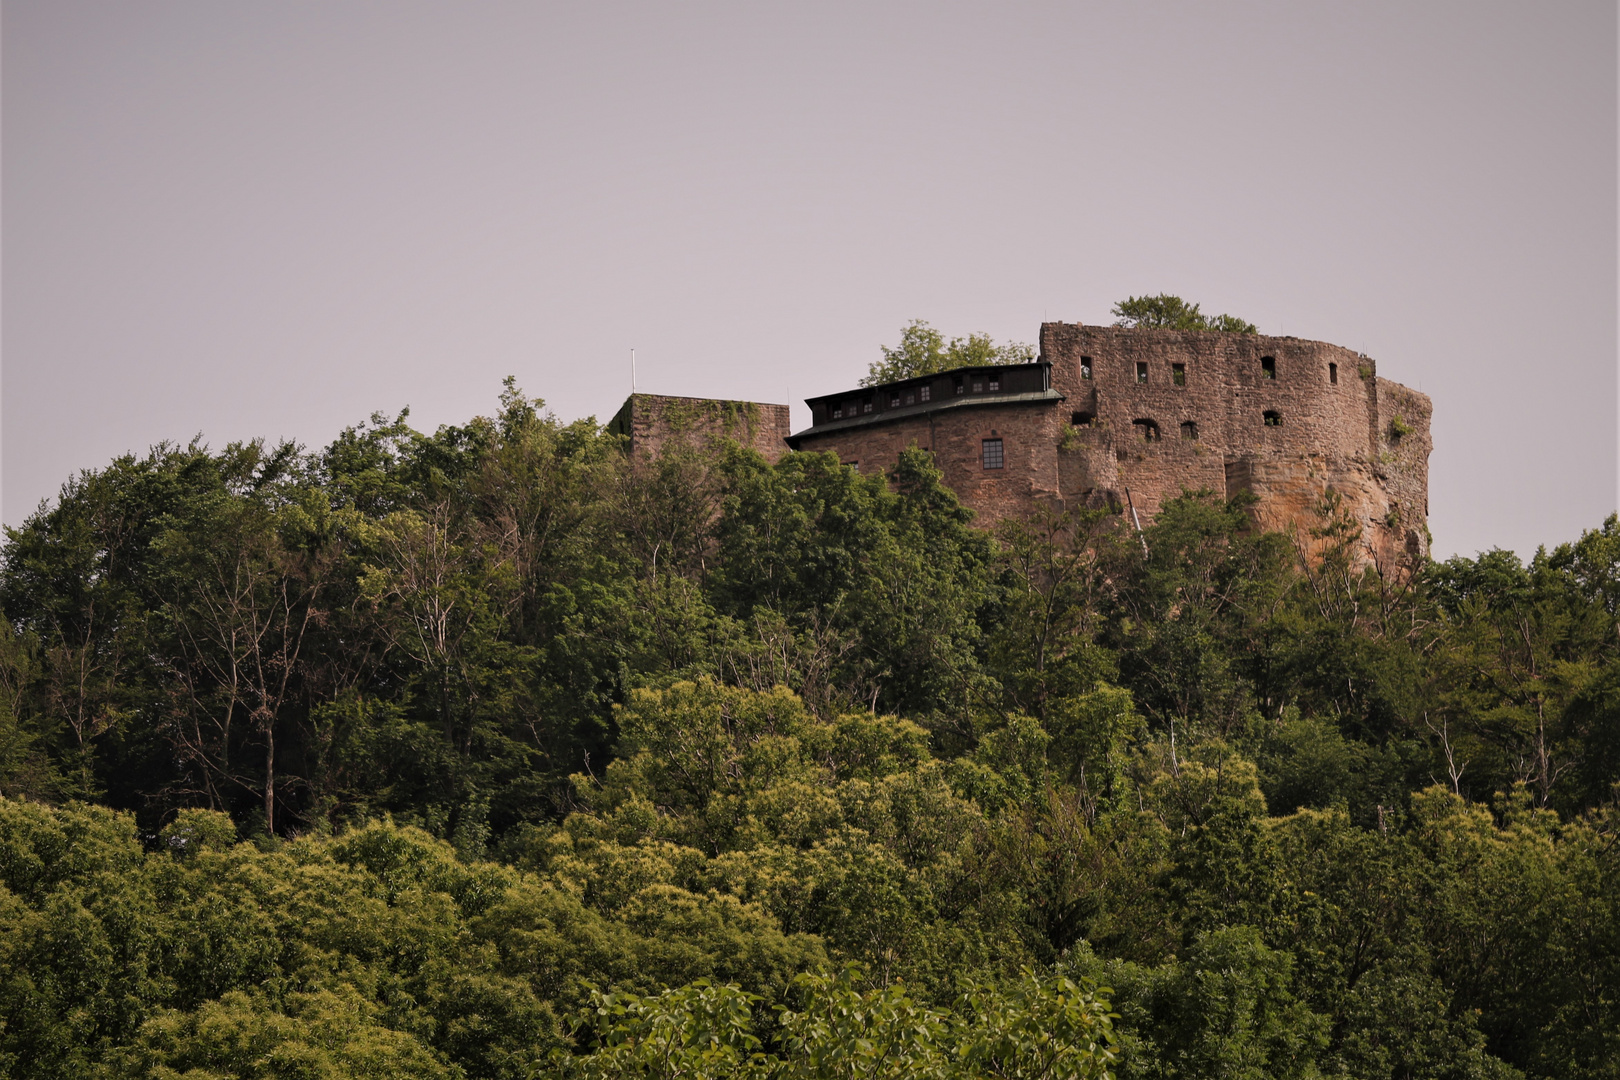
[
  {"xmin": 830, "ymin": 372, "xmax": 1006, "ymax": 419},
  {"xmin": 1070, "ymin": 411, "xmax": 1281, "ymax": 437},
  {"xmin": 909, "ymin": 411, "xmax": 1281, "ymax": 473},
  {"xmin": 1128, "ymin": 419, "xmax": 1200, "ymax": 442},
  {"xmin": 1079, "ymin": 355, "xmax": 1338, "ymax": 385}
]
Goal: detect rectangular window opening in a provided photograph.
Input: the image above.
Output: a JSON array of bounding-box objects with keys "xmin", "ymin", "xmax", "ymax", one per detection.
[
  {"xmin": 1180, "ymin": 420, "xmax": 1198, "ymax": 440},
  {"xmin": 981, "ymin": 438, "xmax": 1004, "ymax": 470},
  {"xmin": 1172, "ymin": 363, "xmax": 1186, "ymax": 386},
  {"xmin": 1261, "ymin": 356, "xmax": 1277, "ymax": 380},
  {"xmin": 1329, "ymin": 362, "xmax": 1338, "ymax": 384},
  {"xmin": 1135, "ymin": 362, "xmax": 1148, "ymax": 384},
  {"xmin": 1080, "ymin": 356, "xmax": 1093, "ymax": 379}
]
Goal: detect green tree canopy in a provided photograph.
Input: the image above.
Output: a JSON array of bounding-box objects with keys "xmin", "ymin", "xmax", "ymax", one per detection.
[
  {"xmin": 1111, "ymin": 294, "xmax": 1257, "ymax": 334},
  {"xmin": 4, "ymin": 382, "xmax": 1620, "ymax": 1080},
  {"xmin": 860, "ymin": 320, "xmax": 1035, "ymax": 387}
]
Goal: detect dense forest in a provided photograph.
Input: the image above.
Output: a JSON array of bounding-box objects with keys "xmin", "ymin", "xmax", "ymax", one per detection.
[{"xmin": 1, "ymin": 380, "xmax": 1617, "ymax": 1078}]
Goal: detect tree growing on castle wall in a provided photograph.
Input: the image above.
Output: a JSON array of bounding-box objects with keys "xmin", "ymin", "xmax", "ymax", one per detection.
[
  {"xmin": 860, "ymin": 319, "xmax": 1035, "ymax": 386},
  {"xmin": 1111, "ymin": 294, "xmax": 1258, "ymax": 334}
]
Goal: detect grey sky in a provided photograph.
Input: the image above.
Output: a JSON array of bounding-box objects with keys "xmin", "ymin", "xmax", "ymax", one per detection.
[{"xmin": 4, "ymin": 1, "xmax": 1615, "ymax": 558}]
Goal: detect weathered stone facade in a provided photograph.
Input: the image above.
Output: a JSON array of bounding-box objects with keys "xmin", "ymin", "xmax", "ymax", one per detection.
[
  {"xmin": 609, "ymin": 393, "xmax": 792, "ymax": 464},
  {"xmin": 787, "ymin": 323, "xmax": 1432, "ymax": 566}
]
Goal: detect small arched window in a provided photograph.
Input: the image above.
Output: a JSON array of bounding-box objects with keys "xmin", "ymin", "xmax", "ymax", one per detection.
[
  {"xmin": 1180, "ymin": 421, "xmax": 1198, "ymax": 440},
  {"xmin": 1133, "ymin": 418, "xmax": 1161, "ymax": 442},
  {"xmin": 1071, "ymin": 411, "xmax": 1093, "ymax": 427},
  {"xmin": 1263, "ymin": 410, "xmax": 1282, "ymax": 427}
]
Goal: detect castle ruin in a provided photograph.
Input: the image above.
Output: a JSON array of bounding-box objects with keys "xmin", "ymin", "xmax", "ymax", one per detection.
[{"xmin": 616, "ymin": 323, "xmax": 1433, "ymax": 566}]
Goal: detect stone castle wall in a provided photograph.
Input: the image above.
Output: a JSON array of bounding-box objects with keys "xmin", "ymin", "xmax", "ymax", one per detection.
[
  {"xmin": 789, "ymin": 323, "xmax": 1432, "ymax": 566},
  {"xmin": 609, "ymin": 393, "xmax": 792, "ymax": 464},
  {"xmin": 798, "ymin": 400, "xmax": 1066, "ymax": 523}
]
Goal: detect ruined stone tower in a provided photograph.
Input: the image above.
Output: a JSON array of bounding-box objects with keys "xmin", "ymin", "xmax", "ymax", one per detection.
[{"xmin": 609, "ymin": 393, "xmax": 792, "ymax": 464}]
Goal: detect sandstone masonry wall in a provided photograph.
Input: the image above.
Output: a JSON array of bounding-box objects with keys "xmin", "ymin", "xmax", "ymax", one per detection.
[
  {"xmin": 1041, "ymin": 323, "xmax": 1431, "ymax": 564},
  {"xmin": 787, "ymin": 323, "xmax": 1431, "ymax": 567},
  {"xmin": 789, "ymin": 399, "xmax": 1064, "ymax": 523},
  {"xmin": 610, "ymin": 394, "xmax": 791, "ymax": 463}
]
